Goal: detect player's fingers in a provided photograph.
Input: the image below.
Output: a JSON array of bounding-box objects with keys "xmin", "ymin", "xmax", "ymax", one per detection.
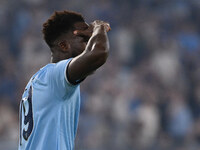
[
  {"xmin": 73, "ymin": 30, "xmax": 84, "ymax": 35},
  {"xmin": 73, "ymin": 30, "xmax": 92, "ymax": 37}
]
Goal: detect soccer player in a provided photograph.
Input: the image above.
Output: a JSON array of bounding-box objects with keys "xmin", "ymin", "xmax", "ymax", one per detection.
[{"xmin": 19, "ymin": 10, "xmax": 110, "ymax": 150}]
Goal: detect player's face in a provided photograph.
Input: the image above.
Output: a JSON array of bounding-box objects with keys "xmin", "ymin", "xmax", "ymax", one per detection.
[{"xmin": 70, "ymin": 22, "xmax": 92, "ymax": 57}]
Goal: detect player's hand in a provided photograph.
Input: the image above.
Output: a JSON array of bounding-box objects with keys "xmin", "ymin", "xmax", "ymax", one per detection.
[
  {"xmin": 73, "ymin": 24, "xmax": 93, "ymax": 41},
  {"xmin": 73, "ymin": 20, "xmax": 111, "ymax": 37},
  {"xmin": 91, "ymin": 20, "xmax": 111, "ymax": 32}
]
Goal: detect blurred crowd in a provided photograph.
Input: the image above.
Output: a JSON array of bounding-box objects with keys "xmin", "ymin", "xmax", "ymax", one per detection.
[{"xmin": 1, "ymin": 0, "xmax": 200, "ymax": 149}]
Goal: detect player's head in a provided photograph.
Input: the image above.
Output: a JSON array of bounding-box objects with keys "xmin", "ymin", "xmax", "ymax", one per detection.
[{"xmin": 42, "ymin": 10, "xmax": 90, "ymax": 61}]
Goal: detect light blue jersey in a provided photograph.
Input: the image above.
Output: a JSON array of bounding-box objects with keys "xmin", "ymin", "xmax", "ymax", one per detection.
[{"xmin": 19, "ymin": 58, "xmax": 81, "ymax": 150}]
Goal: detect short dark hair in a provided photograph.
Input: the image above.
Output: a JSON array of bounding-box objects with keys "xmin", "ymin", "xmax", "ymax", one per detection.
[{"xmin": 42, "ymin": 10, "xmax": 84, "ymax": 47}]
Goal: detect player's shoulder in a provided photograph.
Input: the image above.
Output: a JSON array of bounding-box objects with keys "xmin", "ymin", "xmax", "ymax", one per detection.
[
  {"xmin": 40, "ymin": 63, "xmax": 55, "ymax": 71},
  {"xmin": 22, "ymin": 63, "xmax": 55, "ymax": 96},
  {"xmin": 44, "ymin": 59, "xmax": 72, "ymax": 70},
  {"xmin": 38, "ymin": 63, "xmax": 54, "ymax": 75},
  {"xmin": 30, "ymin": 63, "xmax": 54, "ymax": 84},
  {"xmin": 34, "ymin": 59, "xmax": 72, "ymax": 83}
]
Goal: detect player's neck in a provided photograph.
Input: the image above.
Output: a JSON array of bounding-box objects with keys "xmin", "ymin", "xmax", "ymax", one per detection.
[
  {"xmin": 51, "ymin": 52, "xmax": 70, "ymax": 63},
  {"xmin": 51, "ymin": 55, "xmax": 61, "ymax": 63}
]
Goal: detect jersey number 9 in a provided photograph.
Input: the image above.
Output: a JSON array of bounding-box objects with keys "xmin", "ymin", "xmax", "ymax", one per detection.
[{"xmin": 20, "ymin": 86, "xmax": 34, "ymax": 145}]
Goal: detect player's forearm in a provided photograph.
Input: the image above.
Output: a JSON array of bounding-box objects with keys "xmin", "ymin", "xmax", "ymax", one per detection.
[
  {"xmin": 67, "ymin": 23, "xmax": 110, "ymax": 84},
  {"xmin": 84, "ymin": 25, "xmax": 109, "ymax": 66}
]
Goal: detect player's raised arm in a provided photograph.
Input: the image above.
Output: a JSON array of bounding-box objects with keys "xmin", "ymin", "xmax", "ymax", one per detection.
[{"xmin": 67, "ymin": 20, "xmax": 111, "ymax": 84}]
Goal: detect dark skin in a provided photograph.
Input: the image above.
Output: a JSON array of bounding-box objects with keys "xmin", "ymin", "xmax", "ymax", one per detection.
[{"xmin": 51, "ymin": 20, "xmax": 111, "ymax": 84}]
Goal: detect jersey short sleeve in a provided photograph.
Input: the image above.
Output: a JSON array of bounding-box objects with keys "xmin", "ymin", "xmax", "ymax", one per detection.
[{"xmin": 49, "ymin": 58, "xmax": 78, "ymax": 98}]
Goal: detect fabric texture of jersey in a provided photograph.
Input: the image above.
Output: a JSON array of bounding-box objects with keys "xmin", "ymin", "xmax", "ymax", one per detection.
[{"xmin": 19, "ymin": 58, "xmax": 81, "ymax": 150}]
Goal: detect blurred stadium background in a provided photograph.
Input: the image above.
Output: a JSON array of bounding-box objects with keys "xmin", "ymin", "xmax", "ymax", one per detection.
[{"xmin": 1, "ymin": 0, "xmax": 200, "ymax": 150}]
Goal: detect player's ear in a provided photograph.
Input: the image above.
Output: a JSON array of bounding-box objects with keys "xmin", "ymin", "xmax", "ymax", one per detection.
[{"xmin": 58, "ymin": 40, "xmax": 70, "ymax": 52}]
